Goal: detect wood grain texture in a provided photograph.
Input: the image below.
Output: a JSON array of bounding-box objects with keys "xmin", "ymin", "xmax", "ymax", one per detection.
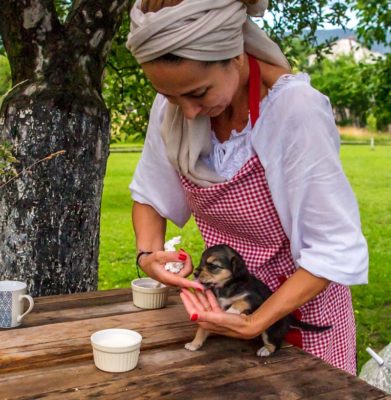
[
  {"xmin": 21, "ymin": 289, "xmax": 181, "ymax": 327},
  {"xmin": 0, "ymin": 289, "xmax": 389, "ymax": 400}
]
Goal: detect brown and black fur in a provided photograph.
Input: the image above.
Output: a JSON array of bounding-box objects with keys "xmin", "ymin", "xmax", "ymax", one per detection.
[{"xmin": 185, "ymin": 244, "xmax": 331, "ymax": 356}]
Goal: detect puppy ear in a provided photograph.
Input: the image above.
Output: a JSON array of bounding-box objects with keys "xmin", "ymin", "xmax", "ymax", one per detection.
[{"xmin": 231, "ymin": 255, "xmax": 247, "ymax": 280}]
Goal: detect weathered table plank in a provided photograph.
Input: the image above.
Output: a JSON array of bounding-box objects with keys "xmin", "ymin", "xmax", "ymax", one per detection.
[
  {"xmin": 19, "ymin": 288, "xmax": 180, "ymax": 327},
  {"xmin": 0, "ymin": 289, "xmax": 389, "ymax": 400},
  {"xmin": 0, "ymin": 304, "xmax": 196, "ymax": 373}
]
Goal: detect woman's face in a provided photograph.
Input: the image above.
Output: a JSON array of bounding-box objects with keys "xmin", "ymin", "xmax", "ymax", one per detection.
[{"xmin": 142, "ymin": 57, "xmax": 243, "ymax": 120}]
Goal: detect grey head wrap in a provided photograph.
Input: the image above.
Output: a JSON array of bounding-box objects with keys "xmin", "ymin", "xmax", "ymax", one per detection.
[{"xmin": 127, "ymin": 0, "xmax": 290, "ymax": 187}]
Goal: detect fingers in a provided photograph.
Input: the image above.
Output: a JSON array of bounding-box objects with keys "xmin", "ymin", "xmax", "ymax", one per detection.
[
  {"xmin": 179, "ymin": 289, "xmax": 255, "ymax": 338},
  {"xmin": 180, "ymin": 290, "xmax": 205, "ymax": 321},
  {"xmin": 180, "ymin": 288, "xmax": 204, "ymax": 313},
  {"xmin": 158, "ymin": 250, "xmax": 201, "ymax": 289},
  {"xmin": 204, "ymin": 290, "xmax": 222, "ymax": 312},
  {"xmin": 172, "ymin": 275, "xmax": 204, "ymax": 291},
  {"xmin": 156, "ymin": 250, "xmax": 187, "ymax": 264},
  {"xmin": 195, "ymin": 291, "xmax": 212, "ymax": 311},
  {"xmin": 160, "ymin": 270, "xmax": 203, "ymax": 290},
  {"xmin": 141, "ymin": 249, "xmax": 202, "ymax": 290},
  {"xmin": 177, "ymin": 252, "xmax": 194, "ymax": 278}
]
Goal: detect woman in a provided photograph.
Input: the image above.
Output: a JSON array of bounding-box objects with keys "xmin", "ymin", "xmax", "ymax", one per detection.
[{"xmin": 126, "ymin": 0, "xmax": 368, "ymax": 374}]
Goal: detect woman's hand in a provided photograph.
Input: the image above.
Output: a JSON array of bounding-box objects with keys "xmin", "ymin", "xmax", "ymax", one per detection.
[
  {"xmin": 139, "ymin": 250, "xmax": 204, "ymax": 291},
  {"xmin": 180, "ymin": 289, "xmax": 260, "ymax": 339}
]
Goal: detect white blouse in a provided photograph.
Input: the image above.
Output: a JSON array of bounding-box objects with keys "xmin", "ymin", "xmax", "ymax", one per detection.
[{"xmin": 130, "ymin": 73, "xmax": 368, "ymax": 286}]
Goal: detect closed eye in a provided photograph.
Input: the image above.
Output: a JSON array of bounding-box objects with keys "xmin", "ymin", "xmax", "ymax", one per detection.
[{"xmin": 188, "ymin": 90, "xmax": 207, "ymax": 99}]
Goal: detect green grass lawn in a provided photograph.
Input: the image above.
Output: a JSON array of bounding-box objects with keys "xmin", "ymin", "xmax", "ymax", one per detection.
[{"xmin": 99, "ymin": 145, "xmax": 391, "ymax": 372}]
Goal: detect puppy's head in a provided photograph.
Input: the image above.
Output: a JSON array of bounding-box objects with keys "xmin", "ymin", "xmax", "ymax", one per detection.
[{"xmin": 194, "ymin": 244, "xmax": 248, "ymax": 289}]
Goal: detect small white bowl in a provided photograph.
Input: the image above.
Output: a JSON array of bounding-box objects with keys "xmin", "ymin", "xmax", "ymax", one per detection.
[
  {"xmin": 91, "ymin": 329, "xmax": 142, "ymax": 373},
  {"xmin": 131, "ymin": 278, "xmax": 169, "ymax": 309}
]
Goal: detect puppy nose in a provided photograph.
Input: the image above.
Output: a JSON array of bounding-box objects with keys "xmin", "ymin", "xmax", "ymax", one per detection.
[{"xmin": 193, "ymin": 269, "xmax": 200, "ymax": 278}]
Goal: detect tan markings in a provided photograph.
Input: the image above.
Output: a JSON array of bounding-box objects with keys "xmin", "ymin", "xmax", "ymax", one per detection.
[
  {"xmin": 215, "ymin": 269, "xmax": 231, "ymax": 281},
  {"xmin": 206, "ymin": 256, "xmax": 216, "ymax": 264},
  {"xmin": 218, "ymin": 293, "xmax": 249, "ymax": 309},
  {"xmin": 205, "ymin": 256, "xmax": 223, "ymax": 268},
  {"xmin": 230, "ymin": 299, "xmax": 251, "ymax": 314},
  {"xmin": 261, "ymin": 332, "xmax": 276, "ymax": 354},
  {"xmin": 185, "ymin": 327, "xmax": 210, "ymax": 351}
]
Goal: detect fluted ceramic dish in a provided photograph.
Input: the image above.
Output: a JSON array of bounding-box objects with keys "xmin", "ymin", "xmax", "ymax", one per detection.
[
  {"xmin": 131, "ymin": 278, "xmax": 169, "ymax": 309},
  {"xmin": 91, "ymin": 328, "xmax": 142, "ymax": 373}
]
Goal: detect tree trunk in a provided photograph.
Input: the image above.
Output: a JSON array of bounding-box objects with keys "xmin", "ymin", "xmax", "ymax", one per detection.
[
  {"xmin": 1, "ymin": 91, "xmax": 110, "ymax": 296},
  {"xmin": 0, "ymin": 0, "xmax": 128, "ymax": 296}
]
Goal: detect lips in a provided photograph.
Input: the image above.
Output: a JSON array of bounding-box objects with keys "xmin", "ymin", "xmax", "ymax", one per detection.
[{"xmin": 199, "ymin": 105, "xmax": 225, "ymax": 117}]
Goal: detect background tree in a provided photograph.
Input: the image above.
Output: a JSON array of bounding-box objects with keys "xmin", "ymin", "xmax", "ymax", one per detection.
[
  {"xmin": 310, "ymin": 55, "xmax": 372, "ymax": 127},
  {"xmin": 348, "ymin": 0, "xmax": 391, "ymax": 48},
  {"xmin": 103, "ymin": 0, "xmax": 390, "ymax": 142},
  {"xmin": 309, "ymin": 54, "xmax": 391, "ymax": 130},
  {"xmin": 103, "ymin": 12, "xmax": 155, "ymax": 144},
  {"xmin": 0, "ymin": 0, "xmax": 128, "ymax": 296}
]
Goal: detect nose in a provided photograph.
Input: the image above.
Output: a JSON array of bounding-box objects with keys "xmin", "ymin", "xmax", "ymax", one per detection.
[
  {"xmin": 193, "ymin": 269, "xmax": 200, "ymax": 278},
  {"xmin": 180, "ymin": 99, "xmax": 202, "ymax": 120}
]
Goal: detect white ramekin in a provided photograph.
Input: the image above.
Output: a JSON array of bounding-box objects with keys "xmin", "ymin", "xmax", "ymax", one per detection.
[
  {"xmin": 91, "ymin": 328, "xmax": 142, "ymax": 373},
  {"xmin": 131, "ymin": 278, "xmax": 169, "ymax": 309}
]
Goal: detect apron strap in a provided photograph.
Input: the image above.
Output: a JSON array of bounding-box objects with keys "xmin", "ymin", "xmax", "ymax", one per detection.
[{"xmin": 248, "ymin": 54, "xmax": 261, "ymax": 128}]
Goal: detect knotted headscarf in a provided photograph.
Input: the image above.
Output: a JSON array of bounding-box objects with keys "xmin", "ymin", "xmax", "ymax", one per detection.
[{"xmin": 127, "ymin": 0, "xmax": 290, "ymax": 187}]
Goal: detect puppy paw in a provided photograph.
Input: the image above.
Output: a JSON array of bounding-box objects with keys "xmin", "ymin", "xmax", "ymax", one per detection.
[
  {"xmin": 185, "ymin": 341, "xmax": 202, "ymax": 351},
  {"xmin": 225, "ymin": 306, "xmax": 241, "ymax": 315},
  {"xmin": 256, "ymin": 346, "xmax": 272, "ymax": 357}
]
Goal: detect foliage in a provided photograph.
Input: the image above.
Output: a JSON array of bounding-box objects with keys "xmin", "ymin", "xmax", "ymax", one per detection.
[
  {"xmin": 0, "ymin": 141, "xmax": 19, "ymax": 185},
  {"xmin": 53, "ymin": 0, "xmax": 72, "ymax": 22},
  {"xmin": 309, "ymin": 54, "xmax": 391, "ymax": 130},
  {"xmin": 0, "ymin": 55, "xmax": 11, "ymax": 102},
  {"xmin": 262, "ymin": 1, "xmax": 350, "ymax": 62},
  {"xmin": 368, "ymin": 53, "xmax": 391, "ymax": 130},
  {"xmin": 102, "ymin": 11, "xmax": 155, "ymax": 144},
  {"xmin": 348, "ymin": 0, "xmax": 391, "ymax": 48}
]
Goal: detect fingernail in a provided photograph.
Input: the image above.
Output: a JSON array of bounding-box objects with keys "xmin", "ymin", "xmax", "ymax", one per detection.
[
  {"xmin": 178, "ymin": 254, "xmax": 187, "ymax": 261},
  {"xmin": 190, "ymin": 313, "xmax": 198, "ymax": 321},
  {"xmin": 196, "ymin": 288, "xmax": 203, "ymax": 292}
]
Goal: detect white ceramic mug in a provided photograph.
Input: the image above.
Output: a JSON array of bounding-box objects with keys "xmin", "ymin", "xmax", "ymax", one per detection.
[{"xmin": 0, "ymin": 281, "xmax": 34, "ymax": 328}]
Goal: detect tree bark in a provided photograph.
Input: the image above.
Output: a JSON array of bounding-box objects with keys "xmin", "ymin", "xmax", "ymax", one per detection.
[{"xmin": 0, "ymin": 0, "xmax": 128, "ymax": 296}]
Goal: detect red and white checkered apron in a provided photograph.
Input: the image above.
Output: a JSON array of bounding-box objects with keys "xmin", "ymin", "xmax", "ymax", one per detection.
[{"xmin": 179, "ymin": 56, "xmax": 357, "ymax": 374}]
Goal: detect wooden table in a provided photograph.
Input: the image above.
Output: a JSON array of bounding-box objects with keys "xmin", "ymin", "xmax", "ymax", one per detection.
[{"xmin": 0, "ymin": 288, "xmax": 389, "ymax": 400}]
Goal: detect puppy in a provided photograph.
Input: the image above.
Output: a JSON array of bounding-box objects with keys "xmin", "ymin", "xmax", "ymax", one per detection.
[{"xmin": 185, "ymin": 244, "xmax": 331, "ymax": 357}]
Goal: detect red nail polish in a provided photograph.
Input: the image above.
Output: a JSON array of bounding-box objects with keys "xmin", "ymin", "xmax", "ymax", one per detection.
[
  {"xmin": 196, "ymin": 288, "xmax": 203, "ymax": 292},
  {"xmin": 178, "ymin": 254, "xmax": 187, "ymax": 261},
  {"xmin": 190, "ymin": 313, "xmax": 198, "ymax": 321}
]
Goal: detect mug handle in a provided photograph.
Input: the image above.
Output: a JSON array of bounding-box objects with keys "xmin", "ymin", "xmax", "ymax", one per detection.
[{"xmin": 17, "ymin": 295, "xmax": 34, "ymax": 322}]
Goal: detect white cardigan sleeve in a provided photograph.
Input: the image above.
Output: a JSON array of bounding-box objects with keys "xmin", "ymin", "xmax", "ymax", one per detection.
[
  {"xmin": 129, "ymin": 94, "xmax": 191, "ymax": 227},
  {"xmin": 252, "ymin": 77, "xmax": 368, "ymax": 285}
]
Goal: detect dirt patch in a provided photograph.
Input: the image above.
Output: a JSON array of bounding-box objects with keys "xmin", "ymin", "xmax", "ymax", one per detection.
[{"xmin": 338, "ymin": 126, "xmax": 391, "ymax": 139}]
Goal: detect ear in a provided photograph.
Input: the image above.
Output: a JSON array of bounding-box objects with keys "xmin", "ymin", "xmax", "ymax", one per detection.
[
  {"xmin": 231, "ymin": 254, "xmax": 247, "ymax": 280},
  {"xmin": 232, "ymin": 54, "xmax": 245, "ymax": 70}
]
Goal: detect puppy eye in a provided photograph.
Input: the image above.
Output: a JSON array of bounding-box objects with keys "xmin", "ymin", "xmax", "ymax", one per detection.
[{"xmin": 208, "ymin": 263, "xmax": 221, "ymax": 271}]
